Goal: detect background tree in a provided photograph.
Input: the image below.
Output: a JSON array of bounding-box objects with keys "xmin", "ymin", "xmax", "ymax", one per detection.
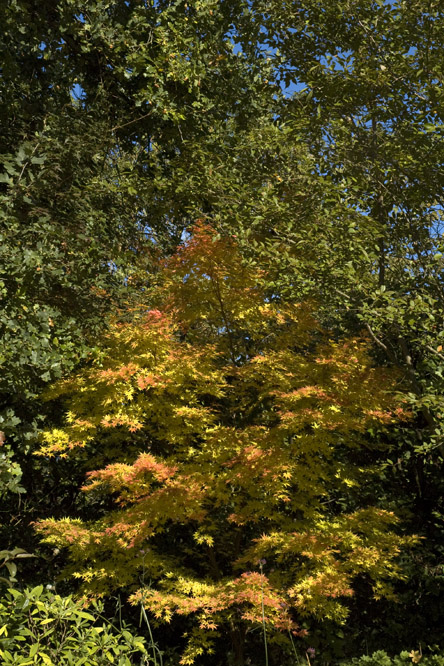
[
  {"xmin": 219, "ymin": 0, "xmax": 444, "ymax": 652},
  {"xmin": 0, "ymin": 0, "xmax": 277, "ymax": 575}
]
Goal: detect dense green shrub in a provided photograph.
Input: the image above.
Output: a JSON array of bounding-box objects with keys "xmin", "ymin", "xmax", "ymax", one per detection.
[
  {"xmin": 0, "ymin": 586, "xmax": 150, "ymax": 665},
  {"xmin": 340, "ymin": 650, "xmax": 444, "ymax": 665}
]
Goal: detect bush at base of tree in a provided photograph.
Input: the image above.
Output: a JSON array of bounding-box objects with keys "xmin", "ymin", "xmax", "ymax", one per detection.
[
  {"xmin": 340, "ymin": 650, "xmax": 444, "ymax": 666},
  {"xmin": 0, "ymin": 586, "xmax": 150, "ymax": 666}
]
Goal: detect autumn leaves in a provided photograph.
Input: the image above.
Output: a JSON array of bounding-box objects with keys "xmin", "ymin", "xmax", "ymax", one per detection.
[{"xmin": 36, "ymin": 225, "xmax": 412, "ymax": 663}]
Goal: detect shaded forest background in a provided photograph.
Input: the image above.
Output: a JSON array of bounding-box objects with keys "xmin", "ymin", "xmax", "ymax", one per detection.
[{"xmin": 1, "ymin": 0, "xmax": 444, "ymax": 663}]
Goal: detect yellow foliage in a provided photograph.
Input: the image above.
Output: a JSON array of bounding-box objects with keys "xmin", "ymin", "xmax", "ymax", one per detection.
[{"xmin": 35, "ymin": 223, "xmax": 414, "ymax": 663}]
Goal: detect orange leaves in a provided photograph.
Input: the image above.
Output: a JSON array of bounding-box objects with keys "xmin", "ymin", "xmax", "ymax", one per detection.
[
  {"xmin": 136, "ymin": 373, "xmax": 160, "ymax": 390},
  {"xmin": 157, "ymin": 222, "xmax": 265, "ymax": 353},
  {"xmin": 238, "ymin": 509, "xmax": 412, "ymax": 622},
  {"xmin": 35, "ymin": 518, "xmax": 96, "ymax": 551},
  {"xmin": 83, "ymin": 453, "xmax": 179, "ymax": 499},
  {"xmin": 133, "ymin": 453, "xmax": 178, "ymax": 483},
  {"xmin": 130, "ymin": 570, "xmax": 300, "ymax": 637},
  {"xmin": 164, "ymin": 221, "xmax": 240, "ymax": 285},
  {"xmin": 82, "ymin": 455, "xmax": 207, "ymax": 532},
  {"xmin": 98, "ymin": 363, "xmax": 139, "ymax": 384}
]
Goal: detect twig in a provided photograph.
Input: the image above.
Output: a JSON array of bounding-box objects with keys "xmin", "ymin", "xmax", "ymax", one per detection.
[
  {"xmin": 259, "ymin": 561, "xmax": 269, "ymax": 666},
  {"xmin": 426, "ymin": 344, "xmax": 444, "ymax": 361},
  {"xmin": 111, "ymin": 111, "xmax": 153, "ymax": 132},
  {"xmin": 364, "ymin": 322, "xmax": 389, "ymax": 353}
]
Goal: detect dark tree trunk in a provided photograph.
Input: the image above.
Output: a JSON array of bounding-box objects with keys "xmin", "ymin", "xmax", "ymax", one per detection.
[{"xmin": 230, "ymin": 623, "xmax": 246, "ymax": 666}]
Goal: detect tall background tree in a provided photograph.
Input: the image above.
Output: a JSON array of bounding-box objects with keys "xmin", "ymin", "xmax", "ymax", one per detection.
[
  {"xmin": 234, "ymin": 0, "xmax": 444, "ymax": 653},
  {"xmin": 0, "ymin": 0, "xmax": 276, "ymax": 572}
]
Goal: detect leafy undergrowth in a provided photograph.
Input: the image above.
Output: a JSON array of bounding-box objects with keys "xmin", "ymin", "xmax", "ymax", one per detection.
[
  {"xmin": 0, "ymin": 586, "xmax": 151, "ymax": 665},
  {"xmin": 339, "ymin": 650, "xmax": 444, "ymax": 666}
]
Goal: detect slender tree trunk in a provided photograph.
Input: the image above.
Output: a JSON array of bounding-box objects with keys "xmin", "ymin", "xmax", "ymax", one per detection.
[{"xmin": 230, "ymin": 623, "xmax": 246, "ymax": 666}]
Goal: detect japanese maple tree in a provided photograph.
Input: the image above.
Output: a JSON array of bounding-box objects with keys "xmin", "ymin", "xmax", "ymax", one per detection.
[{"xmin": 36, "ymin": 224, "xmax": 412, "ymax": 665}]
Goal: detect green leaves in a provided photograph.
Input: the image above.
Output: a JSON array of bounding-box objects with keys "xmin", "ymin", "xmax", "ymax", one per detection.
[
  {"xmin": 0, "ymin": 588, "xmax": 148, "ymax": 666},
  {"xmin": 0, "ymin": 549, "xmax": 35, "ymax": 587}
]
